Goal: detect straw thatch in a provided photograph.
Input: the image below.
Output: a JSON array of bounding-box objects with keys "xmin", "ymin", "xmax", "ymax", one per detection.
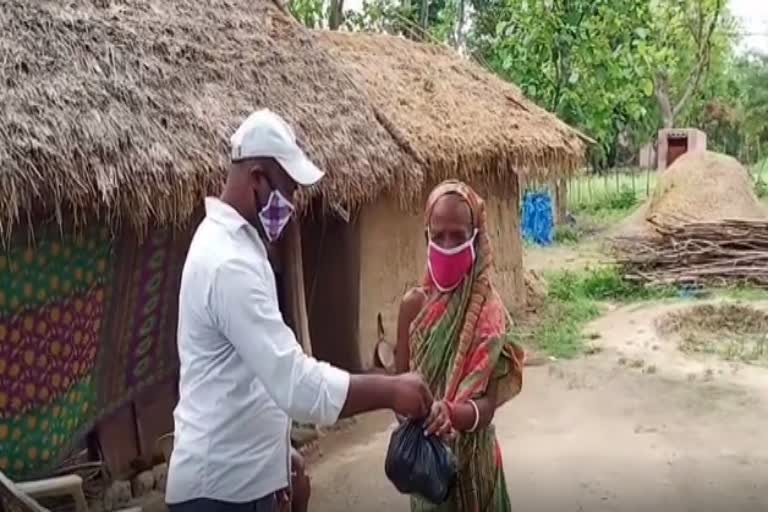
[
  {"xmin": 315, "ymin": 30, "xmax": 588, "ymax": 189},
  {"xmin": 0, "ymin": 0, "xmax": 421, "ymax": 239}
]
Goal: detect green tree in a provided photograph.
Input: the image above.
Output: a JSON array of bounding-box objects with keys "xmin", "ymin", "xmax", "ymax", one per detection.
[
  {"xmin": 650, "ymin": 0, "xmax": 728, "ymax": 128},
  {"xmin": 479, "ymin": 0, "xmax": 657, "ymax": 166},
  {"xmin": 738, "ymin": 54, "xmax": 768, "ymax": 159},
  {"xmin": 288, "ymin": 0, "xmax": 327, "ymax": 28},
  {"xmin": 688, "ymin": 52, "xmax": 768, "ymax": 161},
  {"xmin": 343, "ymin": 0, "xmax": 456, "ymax": 43},
  {"xmin": 288, "ymin": 0, "xmax": 347, "ymax": 29}
]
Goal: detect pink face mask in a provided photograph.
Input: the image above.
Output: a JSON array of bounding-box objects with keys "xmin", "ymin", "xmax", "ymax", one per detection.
[{"xmin": 427, "ymin": 230, "xmax": 477, "ymax": 292}]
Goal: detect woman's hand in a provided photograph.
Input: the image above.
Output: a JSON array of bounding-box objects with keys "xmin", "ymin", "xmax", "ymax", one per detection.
[{"xmin": 424, "ymin": 400, "xmax": 455, "ymax": 440}]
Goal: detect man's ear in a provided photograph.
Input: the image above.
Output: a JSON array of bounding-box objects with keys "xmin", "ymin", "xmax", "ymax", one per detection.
[
  {"xmin": 249, "ymin": 164, "xmax": 265, "ymax": 184},
  {"xmin": 251, "ymin": 166, "xmax": 275, "ymax": 196}
]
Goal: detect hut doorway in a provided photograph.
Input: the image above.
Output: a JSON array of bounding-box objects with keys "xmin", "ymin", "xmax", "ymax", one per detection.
[
  {"xmin": 301, "ymin": 202, "xmax": 363, "ymax": 372},
  {"xmin": 667, "ymin": 136, "xmax": 688, "ymax": 167}
]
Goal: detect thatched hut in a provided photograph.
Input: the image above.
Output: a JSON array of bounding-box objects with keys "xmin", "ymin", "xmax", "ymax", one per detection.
[
  {"xmin": 314, "ymin": 31, "xmax": 587, "ymax": 367},
  {"xmin": 1, "ymin": 0, "xmax": 586, "ymax": 484},
  {"xmin": 0, "ymin": 0, "xmax": 419, "ymax": 481}
]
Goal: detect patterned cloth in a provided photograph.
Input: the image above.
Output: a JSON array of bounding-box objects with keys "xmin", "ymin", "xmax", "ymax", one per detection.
[
  {"xmin": 98, "ymin": 229, "xmax": 189, "ymax": 408},
  {"xmin": 0, "ymin": 222, "xmax": 191, "ymax": 479},
  {"xmin": 409, "ymin": 181, "xmax": 524, "ymax": 512},
  {"xmin": 0, "ymin": 226, "xmax": 109, "ymax": 477}
]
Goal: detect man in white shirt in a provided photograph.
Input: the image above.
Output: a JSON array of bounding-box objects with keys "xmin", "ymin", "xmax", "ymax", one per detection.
[{"xmin": 166, "ymin": 110, "xmax": 433, "ymax": 512}]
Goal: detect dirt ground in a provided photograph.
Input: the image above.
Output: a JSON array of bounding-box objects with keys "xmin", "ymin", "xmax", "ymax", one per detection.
[{"xmin": 307, "ymin": 301, "xmax": 768, "ymax": 511}]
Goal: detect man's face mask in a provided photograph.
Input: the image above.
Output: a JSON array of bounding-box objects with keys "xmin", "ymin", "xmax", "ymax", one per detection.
[{"xmin": 258, "ymin": 188, "xmax": 295, "ymax": 242}]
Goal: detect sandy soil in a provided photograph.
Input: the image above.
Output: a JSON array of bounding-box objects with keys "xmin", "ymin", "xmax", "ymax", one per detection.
[{"xmin": 307, "ymin": 301, "xmax": 768, "ymax": 512}]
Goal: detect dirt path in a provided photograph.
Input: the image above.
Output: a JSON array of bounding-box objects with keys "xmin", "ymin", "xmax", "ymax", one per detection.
[{"xmin": 307, "ymin": 302, "xmax": 768, "ymax": 511}]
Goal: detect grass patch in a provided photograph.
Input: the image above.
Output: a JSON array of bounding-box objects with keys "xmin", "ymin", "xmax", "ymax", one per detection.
[
  {"xmin": 520, "ymin": 267, "xmax": 675, "ymax": 359},
  {"xmin": 567, "ymin": 182, "xmax": 645, "ymax": 236},
  {"xmin": 580, "ymin": 206, "xmax": 639, "ymax": 225},
  {"xmin": 571, "ymin": 186, "xmax": 640, "ymax": 215},
  {"xmin": 547, "ymin": 267, "xmax": 676, "ymax": 302},
  {"xmin": 517, "ymin": 257, "xmax": 768, "ymax": 359},
  {"xmin": 568, "ymin": 169, "xmax": 655, "ymax": 214},
  {"xmin": 524, "ymin": 294, "xmax": 599, "ymax": 359},
  {"xmin": 553, "ymin": 225, "xmax": 582, "ymax": 244},
  {"xmin": 718, "ymin": 285, "xmax": 768, "ymax": 301}
]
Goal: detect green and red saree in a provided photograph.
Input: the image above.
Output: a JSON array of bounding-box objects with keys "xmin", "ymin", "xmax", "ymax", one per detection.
[{"xmin": 409, "ymin": 181, "xmax": 524, "ymax": 512}]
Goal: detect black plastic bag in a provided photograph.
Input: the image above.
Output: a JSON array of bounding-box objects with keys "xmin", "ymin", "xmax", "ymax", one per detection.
[{"xmin": 384, "ymin": 419, "xmax": 458, "ymax": 504}]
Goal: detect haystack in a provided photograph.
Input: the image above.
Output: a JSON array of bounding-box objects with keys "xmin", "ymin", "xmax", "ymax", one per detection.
[
  {"xmin": 614, "ymin": 152, "xmax": 768, "ymax": 288},
  {"xmin": 617, "ymin": 151, "xmax": 768, "ymax": 238}
]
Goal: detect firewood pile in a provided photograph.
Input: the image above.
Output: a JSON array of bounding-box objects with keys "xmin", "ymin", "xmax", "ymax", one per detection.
[{"xmin": 613, "ymin": 218, "xmax": 768, "ymax": 288}]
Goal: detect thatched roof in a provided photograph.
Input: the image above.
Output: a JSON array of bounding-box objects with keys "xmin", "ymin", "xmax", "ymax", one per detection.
[
  {"xmin": 0, "ymin": 0, "xmax": 421, "ymax": 238},
  {"xmin": 315, "ymin": 31, "xmax": 588, "ymax": 188}
]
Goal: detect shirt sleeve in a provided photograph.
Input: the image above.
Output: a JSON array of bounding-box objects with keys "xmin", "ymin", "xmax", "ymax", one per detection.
[{"xmin": 209, "ymin": 257, "xmax": 350, "ymax": 426}]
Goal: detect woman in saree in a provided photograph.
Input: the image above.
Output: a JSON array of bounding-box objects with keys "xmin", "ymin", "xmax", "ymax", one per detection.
[{"xmin": 395, "ymin": 180, "xmax": 525, "ymax": 512}]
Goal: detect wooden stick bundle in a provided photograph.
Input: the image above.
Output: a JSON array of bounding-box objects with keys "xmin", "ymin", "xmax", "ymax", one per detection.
[{"xmin": 613, "ymin": 218, "xmax": 768, "ymax": 288}]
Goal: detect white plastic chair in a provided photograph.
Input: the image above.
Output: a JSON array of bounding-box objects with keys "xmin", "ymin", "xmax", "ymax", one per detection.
[{"xmin": 0, "ymin": 470, "xmax": 141, "ymax": 512}]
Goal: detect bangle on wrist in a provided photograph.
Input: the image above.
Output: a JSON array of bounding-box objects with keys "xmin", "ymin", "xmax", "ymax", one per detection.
[{"xmin": 467, "ymin": 399, "xmax": 480, "ymax": 432}]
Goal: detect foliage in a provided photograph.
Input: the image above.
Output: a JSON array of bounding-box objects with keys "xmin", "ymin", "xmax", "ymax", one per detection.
[
  {"xmin": 649, "ymin": 0, "xmax": 730, "ymax": 128},
  {"xmin": 344, "ymin": 0, "xmax": 406, "ymax": 33},
  {"xmin": 738, "ymin": 55, "xmax": 768, "ymax": 154},
  {"xmin": 571, "ymin": 186, "xmax": 642, "ymax": 215},
  {"xmin": 343, "ymin": 0, "xmax": 456, "ymax": 42},
  {"xmin": 687, "ymin": 53, "xmax": 768, "ymax": 161},
  {"xmin": 593, "ymin": 186, "xmax": 638, "ymax": 212},
  {"xmin": 479, "ymin": 0, "xmax": 657, "ymax": 166},
  {"xmin": 524, "ymin": 290, "xmax": 599, "ymax": 358},
  {"xmin": 753, "ymin": 161, "xmax": 768, "ymax": 202},
  {"xmin": 568, "ymin": 168, "xmax": 656, "ymax": 215},
  {"xmin": 469, "ymin": 0, "xmax": 755, "ymax": 165},
  {"xmin": 548, "ymin": 267, "xmax": 676, "ymax": 302},
  {"xmin": 289, "ymin": 0, "xmax": 327, "ymax": 28},
  {"xmin": 553, "ymin": 225, "xmax": 582, "ymax": 245},
  {"xmin": 522, "ymin": 267, "xmax": 675, "ymax": 358},
  {"xmin": 756, "ymin": 178, "xmax": 768, "ymax": 199},
  {"xmin": 290, "ymin": 0, "xmax": 766, "ymax": 167}
]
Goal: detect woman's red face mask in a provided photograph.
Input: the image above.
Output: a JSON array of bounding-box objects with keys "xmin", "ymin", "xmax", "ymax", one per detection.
[
  {"xmin": 426, "ymin": 194, "xmax": 475, "ymax": 292},
  {"xmin": 427, "ymin": 229, "xmax": 477, "ymax": 292}
]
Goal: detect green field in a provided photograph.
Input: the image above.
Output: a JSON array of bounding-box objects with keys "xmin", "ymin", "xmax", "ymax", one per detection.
[{"xmin": 566, "ymin": 160, "xmax": 768, "ymax": 213}]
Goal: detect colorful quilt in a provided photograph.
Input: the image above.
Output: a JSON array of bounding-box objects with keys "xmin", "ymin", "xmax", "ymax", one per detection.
[{"xmin": 0, "ymin": 222, "xmax": 191, "ymax": 479}]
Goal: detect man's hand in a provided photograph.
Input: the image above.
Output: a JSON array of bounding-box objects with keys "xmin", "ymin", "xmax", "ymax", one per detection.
[
  {"xmin": 390, "ymin": 372, "xmax": 433, "ymax": 419},
  {"xmin": 424, "ymin": 400, "xmax": 455, "ymax": 440},
  {"xmin": 340, "ymin": 373, "xmax": 432, "ymax": 419}
]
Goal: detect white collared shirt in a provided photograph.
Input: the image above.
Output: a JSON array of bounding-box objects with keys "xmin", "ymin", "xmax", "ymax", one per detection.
[{"xmin": 166, "ymin": 198, "xmax": 350, "ymax": 504}]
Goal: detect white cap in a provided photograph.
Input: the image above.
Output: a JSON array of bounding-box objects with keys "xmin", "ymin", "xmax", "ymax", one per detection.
[{"xmin": 230, "ymin": 109, "xmax": 324, "ymax": 186}]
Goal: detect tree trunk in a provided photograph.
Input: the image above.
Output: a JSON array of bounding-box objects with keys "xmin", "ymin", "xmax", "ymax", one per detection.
[
  {"xmin": 328, "ymin": 0, "xmax": 344, "ymax": 29},
  {"xmin": 654, "ymin": 73, "xmax": 675, "ymax": 128},
  {"xmin": 419, "ymin": 0, "xmax": 429, "ymax": 39},
  {"xmin": 453, "ymin": 0, "xmax": 466, "ymax": 50}
]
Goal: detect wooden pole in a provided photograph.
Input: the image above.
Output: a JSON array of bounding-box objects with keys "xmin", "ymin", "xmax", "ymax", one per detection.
[
  {"xmin": 283, "ymin": 220, "xmax": 313, "ymax": 357},
  {"xmin": 554, "ymin": 178, "xmax": 567, "ymax": 225}
]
